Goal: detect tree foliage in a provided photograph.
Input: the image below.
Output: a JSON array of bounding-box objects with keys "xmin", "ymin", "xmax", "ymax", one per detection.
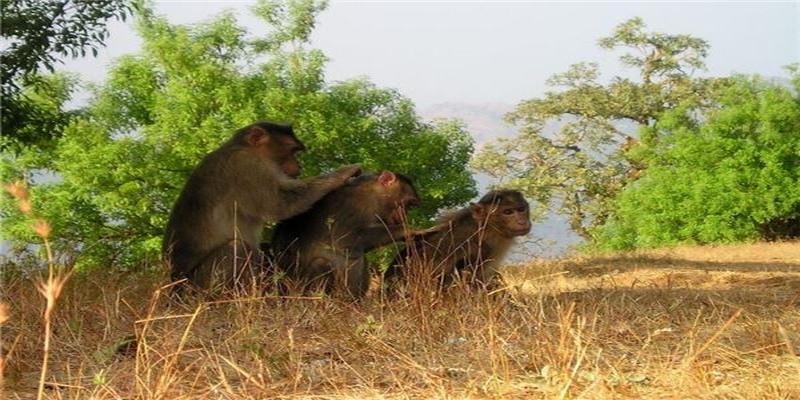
[
  {"xmin": 473, "ymin": 17, "xmax": 729, "ymax": 238},
  {"xmin": 1, "ymin": 0, "xmax": 132, "ymax": 149},
  {"xmin": 1, "ymin": 0, "xmax": 476, "ymax": 269},
  {"xmin": 594, "ymin": 72, "xmax": 800, "ymax": 250}
]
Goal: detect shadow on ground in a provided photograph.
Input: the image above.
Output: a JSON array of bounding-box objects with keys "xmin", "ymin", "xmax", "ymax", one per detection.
[{"xmin": 560, "ymin": 256, "xmax": 800, "ymax": 276}]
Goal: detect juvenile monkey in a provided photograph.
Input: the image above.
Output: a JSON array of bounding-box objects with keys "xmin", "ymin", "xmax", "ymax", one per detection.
[
  {"xmin": 390, "ymin": 190, "xmax": 531, "ymax": 289},
  {"xmin": 271, "ymin": 171, "xmax": 419, "ymax": 299},
  {"xmin": 163, "ymin": 122, "xmax": 361, "ymax": 291}
]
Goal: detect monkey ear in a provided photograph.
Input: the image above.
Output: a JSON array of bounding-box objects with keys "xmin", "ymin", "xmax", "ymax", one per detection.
[
  {"xmin": 377, "ymin": 171, "xmax": 397, "ymax": 187},
  {"xmin": 470, "ymin": 203, "xmax": 486, "ymax": 221},
  {"xmin": 245, "ymin": 126, "xmax": 270, "ymax": 146}
]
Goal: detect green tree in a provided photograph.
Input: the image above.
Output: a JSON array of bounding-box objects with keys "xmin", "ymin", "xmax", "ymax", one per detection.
[
  {"xmin": 1, "ymin": 0, "xmax": 476, "ymax": 269},
  {"xmin": 472, "ymin": 18, "xmax": 728, "ymax": 238},
  {"xmin": 594, "ymin": 72, "xmax": 800, "ymax": 250},
  {"xmin": 1, "ymin": 0, "xmax": 132, "ymax": 149}
]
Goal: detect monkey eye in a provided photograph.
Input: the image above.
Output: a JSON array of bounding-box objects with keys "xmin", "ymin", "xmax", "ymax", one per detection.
[{"xmin": 503, "ymin": 209, "xmax": 515, "ymax": 215}]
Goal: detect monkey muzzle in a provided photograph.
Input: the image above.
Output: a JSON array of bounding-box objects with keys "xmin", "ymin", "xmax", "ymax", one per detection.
[{"xmin": 511, "ymin": 221, "xmax": 532, "ymax": 236}]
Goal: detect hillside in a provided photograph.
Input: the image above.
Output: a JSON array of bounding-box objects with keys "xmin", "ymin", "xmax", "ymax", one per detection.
[
  {"xmin": 419, "ymin": 102, "xmax": 517, "ymax": 147},
  {"xmin": 3, "ymin": 242, "xmax": 799, "ymax": 398}
]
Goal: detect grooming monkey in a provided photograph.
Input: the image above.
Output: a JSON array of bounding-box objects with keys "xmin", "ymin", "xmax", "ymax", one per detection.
[
  {"xmin": 271, "ymin": 171, "xmax": 419, "ymax": 299},
  {"xmin": 163, "ymin": 122, "xmax": 361, "ymax": 291}
]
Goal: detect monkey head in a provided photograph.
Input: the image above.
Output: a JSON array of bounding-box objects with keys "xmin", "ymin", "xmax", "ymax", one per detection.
[
  {"xmin": 373, "ymin": 171, "xmax": 420, "ymax": 225},
  {"xmin": 237, "ymin": 122, "xmax": 307, "ymax": 178},
  {"xmin": 471, "ymin": 190, "xmax": 531, "ymax": 238}
]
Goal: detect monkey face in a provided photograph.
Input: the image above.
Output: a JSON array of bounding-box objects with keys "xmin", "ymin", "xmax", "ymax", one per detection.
[
  {"xmin": 493, "ymin": 201, "xmax": 532, "ymax": 237},
  {"xmin": 267, "ymin": 135, "xmax": 305, "ymax": 178},
  {"xmin": 376, "ymin": 171, "xmax": 420, "ymax": 225},
  {"xmin": 244, "ymin": 125, "xmax": 306, "ymax": 178},
  {"xmin": 281, "ymin": 155, "xmax": 302, "ymax": 178},
  {"xmin": 389, "ymin": 185, "xmax": 419, "ymax": 225},
  {"xmin": 472, "ymin": 194, "xmax": 532, "ymax": 238},
  {"xmin": 274, "ymin": 134, "xmax": 305, "ymax": 178}
]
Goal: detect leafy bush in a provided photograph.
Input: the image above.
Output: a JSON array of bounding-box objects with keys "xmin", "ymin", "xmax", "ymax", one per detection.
[{"xmin": 594, "ymin": 73, "xmax": 800, "ymax": 250}]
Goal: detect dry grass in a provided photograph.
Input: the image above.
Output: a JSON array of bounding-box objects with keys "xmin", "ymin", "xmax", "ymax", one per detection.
[{"xmin": 2, "ymin": 241, "xmax": 800, "ymax": 399}]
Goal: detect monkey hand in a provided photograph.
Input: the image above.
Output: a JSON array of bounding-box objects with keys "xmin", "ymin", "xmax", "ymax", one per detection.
[{"xmin": 336, "ymin": 164, "xmax": 362, "ymax": 182}]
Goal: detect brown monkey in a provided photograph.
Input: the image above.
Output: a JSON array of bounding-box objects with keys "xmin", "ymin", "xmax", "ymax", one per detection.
[
  {"xmin": 271, "ymin": 171, "xmax": 419, "ymax": 299},
  {"xmin": 163, "ymin": 121, "xmax": 361, "ymax": 291},
  {"xmin": 390, "ymin": 190, "xmax": 531, "ymax": 289}
]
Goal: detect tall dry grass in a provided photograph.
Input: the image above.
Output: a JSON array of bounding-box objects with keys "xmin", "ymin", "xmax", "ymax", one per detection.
[
  {"xmin": 1, "ymin": 181, "xmax": 799, "ymax": 398},
  {"xmin": 4, "ymin": 181, "xmax": 73, "ymax": 400},
  {"xmin": 1, "ymin": 240, "xmax": 799, "ymax": 399}
]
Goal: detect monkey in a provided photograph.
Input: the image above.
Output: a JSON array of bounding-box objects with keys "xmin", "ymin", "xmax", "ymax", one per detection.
[
  {"xmin": 270, "ymin": 171, "xmax": 420, "ymax": 299},
  {"xmin": 162, "ymin": 121, "xmax": 361, "ymax": 292},
  {"xmin": 388, "ymin": 190, "xmax": 531, "ymax": 290}
]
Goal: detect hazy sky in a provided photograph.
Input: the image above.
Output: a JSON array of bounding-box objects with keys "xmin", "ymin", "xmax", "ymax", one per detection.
[{"xmin": 59, "ymin": 1, "xmax": 799, "ymax": 109}]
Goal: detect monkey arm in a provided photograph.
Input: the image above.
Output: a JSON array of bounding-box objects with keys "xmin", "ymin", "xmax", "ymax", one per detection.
[
  {"xmin": 271, "ymin": 165, "xmax": 361, "ymax": 220},
  {"xmin": 355, "ymin": 224, "xmax": 409, "ymax": 251},
  {"xmin": 398, "ymin": 222, "xmax": 454, "ymax": 246},
  {"xmin": 355, "ymin": 223, "xmax": 442, "ymax": 251}
]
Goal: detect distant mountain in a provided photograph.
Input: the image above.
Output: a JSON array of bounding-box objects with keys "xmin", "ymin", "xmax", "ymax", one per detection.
[{"xmin": 418, "ymin": 102, "xmax": 517, "ymax": 146}]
